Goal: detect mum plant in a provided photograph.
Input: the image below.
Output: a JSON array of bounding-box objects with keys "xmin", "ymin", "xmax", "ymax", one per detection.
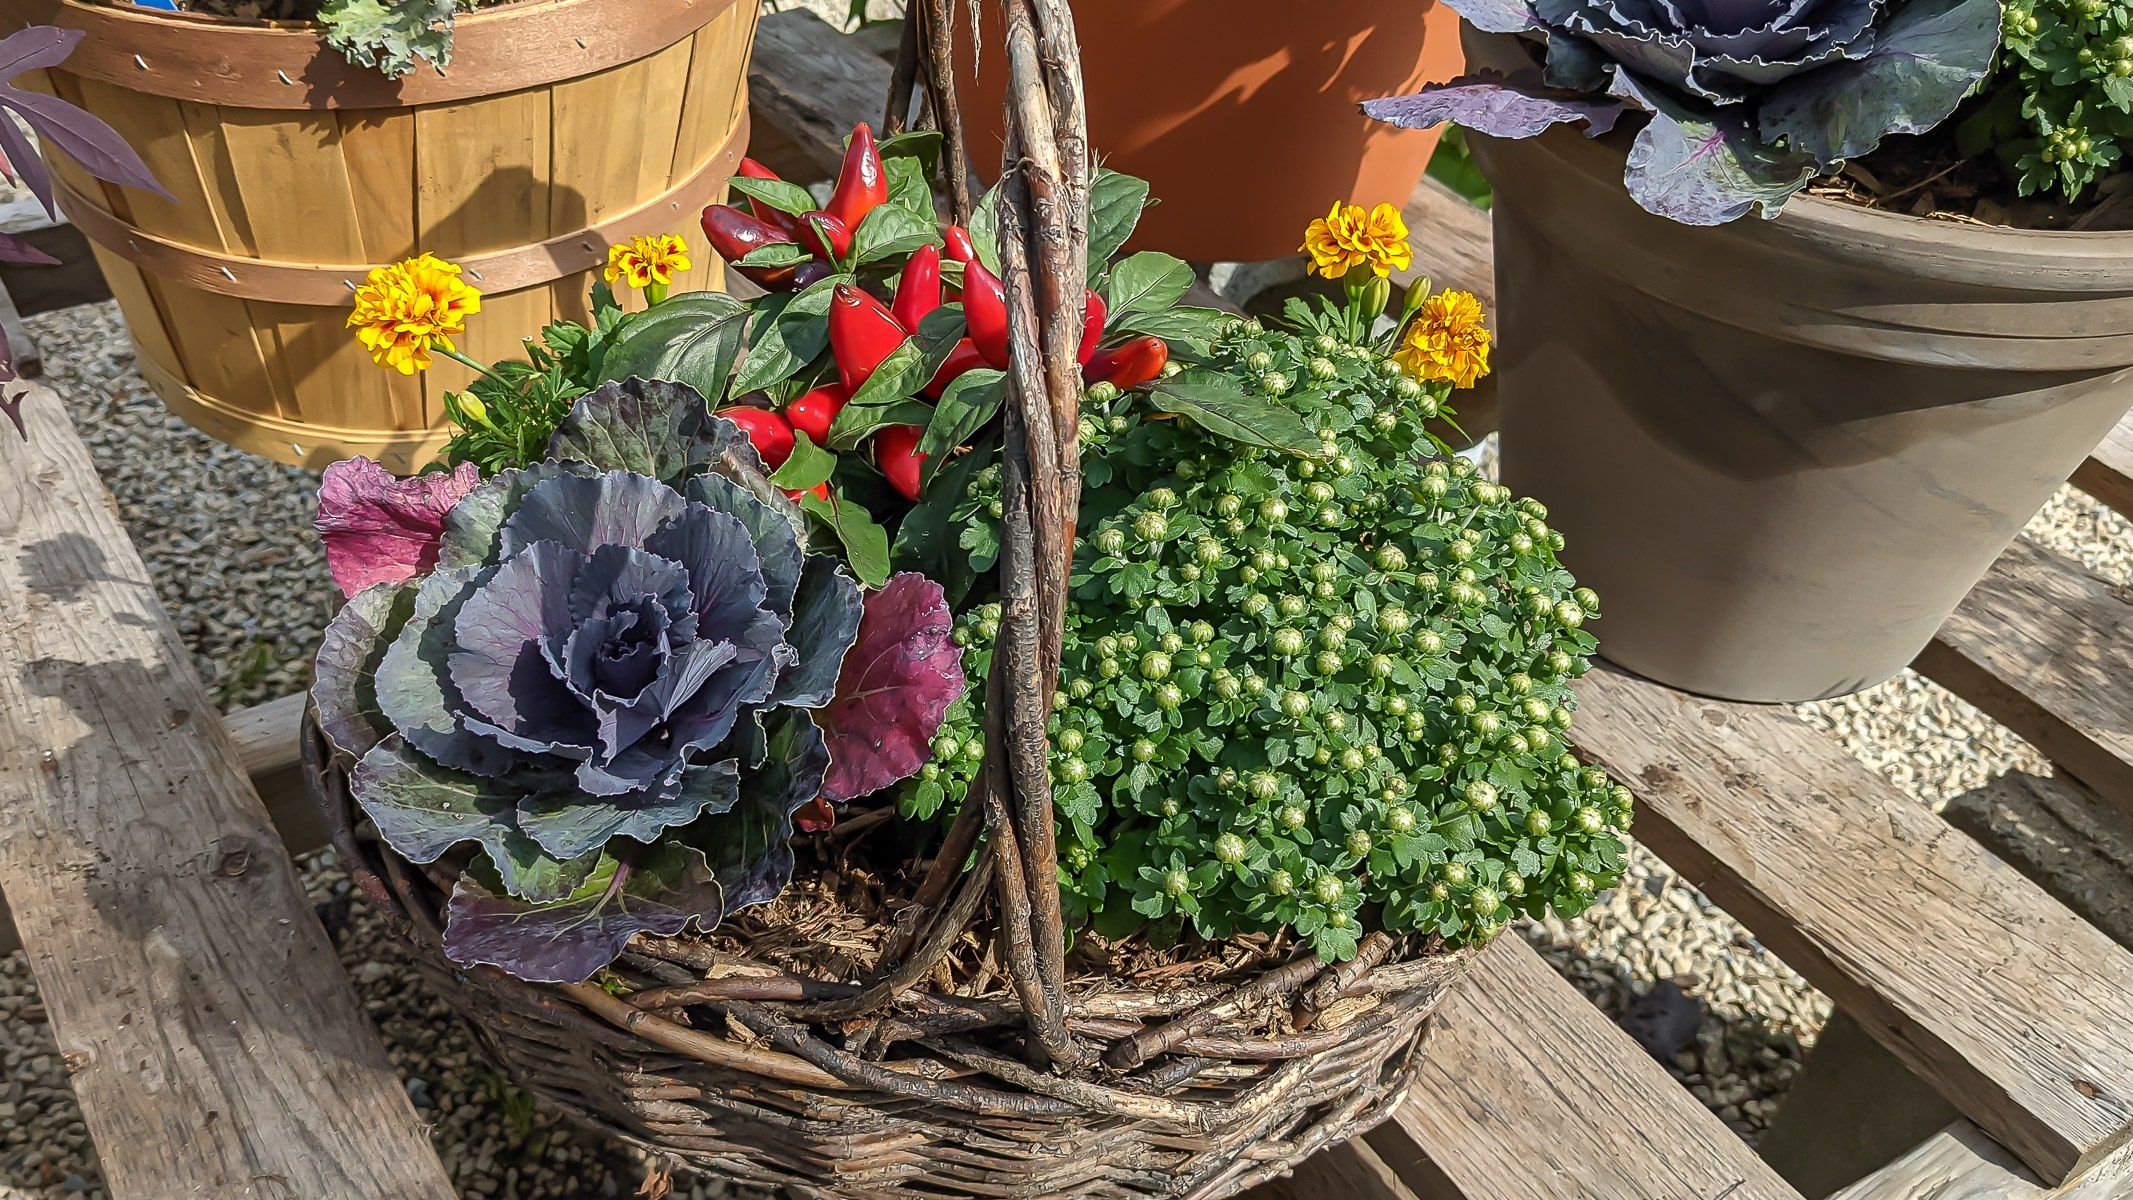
[
  {"xmin": 1960, "ymin": 0, "xmax": 2133, "ymax": 198},
  {"xmin": 1364, "ymin": 0, "xmax": 2004, "ymax": 222},
  {"xmin": 323, "ymin": 121, "xmax": 1628, "ymax": 977}
]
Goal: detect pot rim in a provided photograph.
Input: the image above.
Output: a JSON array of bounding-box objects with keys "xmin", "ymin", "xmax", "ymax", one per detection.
[
  {"xmin": 11, "ymin": 0, "xmax": 742, "ymax": 110},
  {"xmin": 1461, "ymin": 26, "xmax": 2133, "ymax": 289}
]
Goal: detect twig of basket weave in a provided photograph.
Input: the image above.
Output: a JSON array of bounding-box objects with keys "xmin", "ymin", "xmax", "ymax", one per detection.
[{"xmin": 1105, "ymin": 954, "xmax": 1329, "ymax": 1070}]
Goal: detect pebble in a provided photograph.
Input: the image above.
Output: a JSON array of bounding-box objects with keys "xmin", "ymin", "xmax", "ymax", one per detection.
[{"xmin": 12, "ymin": 269, "xmax": 2123, "ymax": 1189}]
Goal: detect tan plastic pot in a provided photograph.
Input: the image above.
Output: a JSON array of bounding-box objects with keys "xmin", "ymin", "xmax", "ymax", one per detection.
[
  {"xmin": 7, "ymin": 0, "xmax": 755, "ymax": 473},
  {"xmin": 1467, "ymin": 97, "xmax": 2133, "ymax": 701},
  {"xmin": 956, "ymin": 0, "xmax": 1465, "ymax": 262}
]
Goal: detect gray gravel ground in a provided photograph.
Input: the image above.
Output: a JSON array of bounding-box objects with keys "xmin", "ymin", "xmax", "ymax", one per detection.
[{"xmin": 8, "ymin": 297, "xmax": 2125, "ymax": 1192}]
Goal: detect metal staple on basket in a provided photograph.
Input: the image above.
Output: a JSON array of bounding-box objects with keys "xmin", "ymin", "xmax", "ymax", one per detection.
[{"xmin": 304, "ymin": 2, "xmax": 1476, "ymax": 1195}]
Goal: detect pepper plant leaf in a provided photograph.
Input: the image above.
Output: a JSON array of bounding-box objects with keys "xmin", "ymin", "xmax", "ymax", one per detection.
[
  {"xmin": 596, "ymin": 292, "xmax": 752, "ymax": 405},
  {"xmin": 1146, "ymin": 369, "xmax": 1323, "ymax": 455}
]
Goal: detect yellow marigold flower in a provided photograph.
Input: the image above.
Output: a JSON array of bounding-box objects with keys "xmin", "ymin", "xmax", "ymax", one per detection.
[
  {"xmin": 1395, "ymin": 290, "xmax": 1492, "ymax": 390},
  {"xmin": 347, "ymin": 253, "xmax": 481, "ymax": 375},
  {"xmin": 605, "ymin": 233, "xmax": 692, "ymax": 290},
  {"xmin": 1299, "ymin": 201, "xmax": 1413, "ymax": 280}
]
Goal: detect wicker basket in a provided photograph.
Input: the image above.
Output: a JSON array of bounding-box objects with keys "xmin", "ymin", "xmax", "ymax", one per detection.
[{"xmin": 307, "ymin": 2, "xmax": 1477, "ymax": 1195}]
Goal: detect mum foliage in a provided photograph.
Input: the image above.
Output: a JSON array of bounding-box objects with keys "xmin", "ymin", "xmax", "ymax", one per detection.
[
  {"xmin": 1365, "ymin": 0, "xmax": 2002, "ymax": 223},
  {"xmin": 312, "ymin": 378, "xmax": 962, "ymax": 982},
  {"xmin": 1960, "ymin": 0, "xmax": 2133, "ymax": 199},
  {"xmin": 906, "ymin": 314, "xmax": 1629, "ymax": 960}
]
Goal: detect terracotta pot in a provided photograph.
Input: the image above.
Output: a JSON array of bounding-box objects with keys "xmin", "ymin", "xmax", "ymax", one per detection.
[
  {"xmin": 6, "ymin": 0, "xmax": 756, "ymax": 473},
  {"xmin": 957, "ymin": 0, "xmax": 1465, "ymax": 263},
  {"xmin": 1465, "ymin": 28, "xmax": 2133, "ymax": 702}
]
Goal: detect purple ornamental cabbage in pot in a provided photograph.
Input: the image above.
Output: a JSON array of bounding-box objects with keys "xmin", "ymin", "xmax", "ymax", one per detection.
[
  {"xmin": 1363, "ymin": 0, "xmax": 2002, "ymax": 223},
  {"xmin": 311, "ymin": 378, "xmax": 965, "ymax": 983}
]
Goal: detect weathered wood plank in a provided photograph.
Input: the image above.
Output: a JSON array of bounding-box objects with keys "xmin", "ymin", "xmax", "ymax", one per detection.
[
  {"xmin": 1914, "ymin": 537, "xmax": 2133, "ymax": 815},
  {"xmin": 1942, "ymin": 771, "xmax": 2133, "ymax": 952},
  {"xmin": 1572, "ymin": 661, "xmax": 2133, "ymax": 1184},
  {"xmin": 1365, "ymin": 934, "xmax": 1801, "ymax": 1200},
  {"xmin": 1840, "ymin": 1120, "xmax": 2133, "ymax": 1200},
  {"xmin": 1394, "ymin": 178, "xmax": 1493, "ymax": 315},
  {"xmin": 748, "ymin": 9, "xmax": 891, "ymax": 183},
  {"xmin": 0, "ymin": 280, "xmax": 40, "ymax": 379},
  {"xmin": 2071, "ymin": 410, "xmax": 2133, "ymax": 521},
  {"xmin": 0, "ymin": 384, "xmax": 453, "ymax": 1199},
  {"xmin": 1246, "ymin": 1137, "xmax": 1425, "ymax": 1200}
]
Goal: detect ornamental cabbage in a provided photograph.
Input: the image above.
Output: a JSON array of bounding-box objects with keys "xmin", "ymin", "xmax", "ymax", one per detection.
[
  {"xmin": 312, "ymin": 378, "xmax": 962, "ymax": 982},
  {"xmin": 1365, "ymin": 0, "xmax": 2002, "ymax": 223}
]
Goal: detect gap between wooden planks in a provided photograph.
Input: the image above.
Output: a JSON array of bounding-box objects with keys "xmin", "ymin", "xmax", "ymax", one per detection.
[{"xmin": 0, "ymin": 384, "xmax": 454, "ymax": 1198}]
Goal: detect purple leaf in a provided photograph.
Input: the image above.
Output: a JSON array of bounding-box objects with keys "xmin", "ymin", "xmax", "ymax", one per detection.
[
  {"xmin": 1754, "ymin": 0, "xmax": 1998, "ymax": 163},
  {"xmin": 1614, "ymin": 71, "xmax": 1818, "ymax": 223},
  {"xmin": 818, "ymin": 572, "xmax": 965, "ymax": 803},
  {"xmin": 312, "ymin": 581, "xmax": 413, "ymax": 762},
  {"xmin": 1364, "ymin": 74, "xmax": 1625, "ymax": 138},
  {"xmin": 0, "ymin": 115, "xmax": 51, "ymax": 221},
  {"xmin": 0, "ymin": 27, "xmax": 84, "ymax": 78},
  {"xmin": 1444, "ymin": 0, "xmax": 1545, "ymax": 34},
  {"xmin": 697, "ymin": 710, "xmax": 826, "ymax": 907},
  {"xmin": 443, "ymin": 844, "xmax": 724, "ymax": 983},
  {"xmin": 316, "ymin": 457, "xmax": 481, "ymax": 598},
  {"xmin": 0, "ymin": 231, "xmax": 58, "ymax": 266},
  {"xmin": 0, "ymin": 74, "xmax": 171, "ymax": 203},
  {"xmin": 516, "ymin": 760, "xmax": 740, "ymax": 860}
]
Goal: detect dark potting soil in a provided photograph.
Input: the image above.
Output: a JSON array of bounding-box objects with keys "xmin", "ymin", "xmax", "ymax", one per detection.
[{"xmin": 1813, "ymin": 123, "xmax": 2133, "ymax": 232}]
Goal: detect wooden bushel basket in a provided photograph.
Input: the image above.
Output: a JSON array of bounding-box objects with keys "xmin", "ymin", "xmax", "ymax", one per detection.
[
  {"xmin": 8, "ymin": 0, "xmax": 756, "ymax": 473},
  {"xmin": 307, "ymin": 2, "xmax": 1475, "ymax": 1195}
]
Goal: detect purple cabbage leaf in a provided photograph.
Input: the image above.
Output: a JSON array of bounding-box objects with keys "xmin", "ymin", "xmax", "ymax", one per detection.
[
  {"xmin": 443, "ymin": 844, "xmax": 723, "ymax": 984},
  {"xmin": 317, "ymin": 457, "xmax": 482, "ymax": 597},
  {"xmin": 1364, "ymin": 0, "xmax": 1999, "ymax": 222},
  {"xmin": 818, "ymin": 571, "xmax": 966, "ymax": 804},
  {"xmin": 546, "ymin": 376, "xmax": 743, "ymax": 488}
]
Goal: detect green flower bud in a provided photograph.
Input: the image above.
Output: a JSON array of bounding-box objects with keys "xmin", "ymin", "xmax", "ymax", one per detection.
[
  {"xmin": 1388, "ymin": 806, "xmax": 1417, "ymax": 833},
  {"xmin": 1098, "ymin": 658, "xmax": 1123, "ymax": 679},
  {"xmin": 1163, "ymin": 868, "xmax": 1192, "ymax": 897},
  {"xmin": 1555, "ymin": 601, "xmax": 1586, "ymax": 629},
  {"xmin": 1574, "ymin": 587, "xmax": 1600, "ymax": 613},
  {"xmin": 1441, "ymin": 861, "xmax": 1470, "ymax": 886},
  {"xmin": 1525, "ymin": 726, "xmax": 1553, "ymax": 752},
  {"xmin": 1262, "ymin": 371, "xmax": 1292, "ymax": 395},
  {"xmin": 1305, "ymin": 481, "xmax": 1336, "ymax": 505},
  {"xmin": 1268, "ymin": 869, "xmax": 1296, "ymax": 896},
  {"xmin": 1386, "ymin": 695, "xmax": 1410, "ymax": 717},
  {"xmin": 1246, "ymin": 351, "xmax": 1274, "ymax": 373},
  {"xmin": 1251, "ymin": 549, "xmax": 1278, "ymax": 572},
  {"xmin": 1058, "ymin": 728, "xmax": 1087, "ymax": 754},
  {"xmin": 1345, "ymin": 828, "xmax": 1373, "ymax": 857},
  {"xmin": 1249, "ymin": 771, "xmax": 1283, "ymax": 801},
  {"xmin": 1451, "ymin": 693, "xmax": 1478, "ymax": 715},
  {"xmin": 1134, "ymin": 511, "xmax": 1171, "ymax": 544},
  {"xmin": 1575, "ymin": 806, "xmax": 1606, "ymax": 834},
  {"xmin": 1470, "ymin": 886, "xmax": 1501, "ymax": 915},
  {"xmin": 1278, "ymin": 802, "xmax": 1309, "ymax": 829},
  {"xmin": 1374, "ymin": 544, "xmax": 1409, "ymax": 571},
  {"xmin": 1153, "ymin": 683, "xmax": 1184, "ymax": 710},
  {"xmin": 1502, "ymin": 870, "xmax": 1527, "ymax": 896},
  {"xmin": 1339, "ymin": 747, "xmax": 1367, "ymax": 772},
  {"xmin": 1139, "ymin": 651, "xmax": 1172, "ymax": 680},
  {"xmin": 1524, "ymin": 810, "xmax": 1552, "ymax": 836},
  {"xmin": 920, "ymin": 762, "xmax": 942, "ymax": 782},
  {"xmin": 1215, "ymin": 833, "xmax": 1249, "ymax": 865},
  {"xmin": 1084, "ymin": 380, "xmax": 1121, "ymax": 404},
  {"xmin": 1187, "ymin": 620, "xmax": 1216, "ymax": 645},
  {"xmin": 1059, "ymin": 757, "xmax": 1091, "ymax": 783},
  {"xmin": 1095, "ymin": 528, "xmax": 1126, "ymax": 556},
  {"xmin": 1068, "ymin": 677, "xmax": 1094, "ymax": 700},
  {"xmin": 1313, "ymin": 875, "xmax": 1348, "ymax": 905},
  {"xmin": 1260, "ymin": 497, "xmax": 1290, "ymax": 524},
  {"xmin": 1415, "ymin": 629, "xmax": 1446, "ymax": 655},
  {"xmin": 1244, "ymin": 674, "xmax": 1267, "ymax": 695},
  {"xmin": 1430, "ymin": 881, "xmax": 1451, "ymax": 902},
  {"xmin": 1158, "ymin": 631, "xmax": 1185, "ymax": 654},
  {"xmin": 1569, "ymin": 870, "xmax": 1595, "ymax": 895},
  {"xmin": 1465, "ymin": 780, "xmax": 1498, "ymax": 811},
  {"xmin": 1469, "ymin": 711, "xmax": 1503, "ymax": 738},
  {"xmin": 1323, "ymin": 711, "xmax": 1349, "ymax": 734},
  {"xmin": 1314, "ymin": 650, "xmax": 1345, "ymax": 676},
  {"xmin": 1272, "ymin": 628, "xmax": 1306, "ymax": 657},
  {"xmin": 1131, "ymin": 738, "xmax": 1159, "ymax": 763},
  {"xmin": 1195, "ymin": 539, "xmax": 1224, "ymax": 565},
  {"xmin": 1280, "ymin": 690, "xmax": 1313, "ymax": 719}
]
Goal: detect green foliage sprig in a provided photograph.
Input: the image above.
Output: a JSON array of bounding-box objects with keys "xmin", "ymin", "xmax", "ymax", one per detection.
[
  {"xmin": 437, "ymin": 283, "xmax": 629, "ymax": 474},
  {"xmin": 902, "ymin": 314, "xmax": 1631, "ymax": 960},
  {"xmin": 1964, "ymin": 0, "xmax": 2133, "ymax": 199},
  {"xmin": 318, "ymin": 0, "xmax": 457, "ymax": 79}
]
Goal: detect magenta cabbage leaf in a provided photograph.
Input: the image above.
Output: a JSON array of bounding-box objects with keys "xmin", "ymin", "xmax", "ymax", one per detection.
[
  {"xmin": 819, "ymin": 572, "xmax": 966, "ymax": 803},
  {"xmin": 317, "ymin": 458, "xmax": 481, "ymax": 597}
]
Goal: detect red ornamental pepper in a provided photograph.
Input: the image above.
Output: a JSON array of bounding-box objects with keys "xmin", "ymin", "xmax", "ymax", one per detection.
[
  {"xmin": 1084, "ymin": 336, "xmax": 1169, "ymax": 391},
  {"xmin": 891, "ymin": 243, "xmax": 943, "ymax": 333},
  {"xmin": 784, "ymin": 382, "xmax": 849, "ymax": 445},
  {"xmin": 1078, "ymin": 290, "xmax": 1106, "ymax": 365},
  {"xmin": 783, "ymin": 481, "xmax": 830, "ymax": 504},
  {"xmin": 825, "ymin": 123, "xmax": 888, "ymax": 230},
  {"xmin": 735, "ymin": 157, "xmax": 803, "ymax": 239},
  {"xmin": 942, "ymin": 224, "xmax": 978, "ymax": 265},
  {"xmin": 924, "ymin": 338, "xmax": 987, "ymax": 399},
  {"xmin": 793, "ymin": 258, "xmax": 836, "ymax": 291},
  {"xmin": 716, "ymin": 406, "xmax": 797, "ymax": 469},
  {"xmin": 874, "ymin": 424, "xmax": 928, "ymax": 502},
  {"xmin": 961, "ymin": 258, "xmax": 1011, "ymax": 370},
  {"xmin": 798, "ymin": 211, "xmax": 854, "ymax": 264},
  {"xmin": 828, "ymin": 283, "xmax": 909, "ymax": 392},
  {"xmin": 701, "ymin": 205, "xmax": 799, "ymax": 290},
  {"xmin": 794, "ymin": 796, "xmax": 836, "ymax": 832}
]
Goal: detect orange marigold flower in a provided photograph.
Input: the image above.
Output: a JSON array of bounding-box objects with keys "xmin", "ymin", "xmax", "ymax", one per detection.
[
  {"xmin": 1299, "ymin": 201, "xmax": 1413, "ymax": 280},
  {"xmin": 605, "ymin": 234, "xmax": 692, "ymax": 290},
  {"xmin": 347, "ymin": 253, "xmax": 481, "ymax": 375},
  {"xmin": 1395, "ymin": 290, "xmax": 1492, "ymax": 390}
]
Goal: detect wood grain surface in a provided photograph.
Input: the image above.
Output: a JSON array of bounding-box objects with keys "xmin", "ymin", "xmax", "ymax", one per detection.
[
  {"xmin": 0, "ymin": 384, "xmax": 453, "ymax": 1198},
  {"xmin": 1916, "ymin": 537, "xmax": 2133, "ymax": 816},
  {"xmin": 1572, "ymin": 662, "xmax": 2133, "ymax": 1184},
  {"xmin": 2070, "ymin": 410, "xmax": 2133, "ymax": 521},
  {"xmin": 1368, "ymin": 934, "xmax": 1802, "ymax": 1200}
]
